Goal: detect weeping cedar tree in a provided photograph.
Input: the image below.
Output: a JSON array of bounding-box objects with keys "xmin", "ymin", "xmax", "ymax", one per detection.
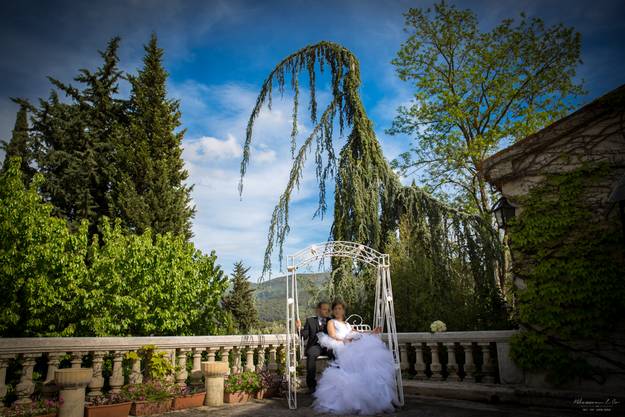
[
  {"xmin": 20, "ymin": 35, "xmax": 194, "ymax": 239},
  {"xmin": 239, "ymin": 41, "xmax": 508, "ymax": 329},
  {"xmin": 1, "ymin": 104, "xmax": 35, "ymax": 183},
  {"xmin": 223, "ymin": 261, "xmax": 259, "ymax": 333},
  {"xmin": 388, "ymin": 1, "xmax": 584, "ymax": 214}
]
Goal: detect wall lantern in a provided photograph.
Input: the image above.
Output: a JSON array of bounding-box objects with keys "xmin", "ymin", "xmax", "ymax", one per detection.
[{"xmin": 491, "ymin": 197, "xmax": 516, "ymax": 229}]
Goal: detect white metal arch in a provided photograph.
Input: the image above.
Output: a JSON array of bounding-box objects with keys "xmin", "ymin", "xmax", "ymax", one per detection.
[{"xmin": 285, "ymin": 241, "xmax": 404, "ymax": 410}]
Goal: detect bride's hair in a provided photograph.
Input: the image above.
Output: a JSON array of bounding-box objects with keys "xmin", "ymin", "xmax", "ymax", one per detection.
[{"xmin": 331, "ymin": 300, "xmax": 346, "ymax": 311}]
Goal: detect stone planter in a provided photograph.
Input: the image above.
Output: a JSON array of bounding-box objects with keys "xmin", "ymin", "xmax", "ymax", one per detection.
[
  {"xmin": 54, "ymin": 368, "xmax": 93, "ymax": 417},
  {"xmin": 201, "ymin": 361, "xmax": 229, "ymax": 406},
  {"xmin": 171, "ymin": 392, "xmax": 206, "ymax": 410},
  {"xmin": 223, "ymin": 391, "xmax": 251, "ymax": 403},
  {"xmin": 84, "ymin": 402, "xmax": 131, "ymax": 417},
  {"xmin": 129, "ymin": 399, "xmax": 172, "ymax": 416}
]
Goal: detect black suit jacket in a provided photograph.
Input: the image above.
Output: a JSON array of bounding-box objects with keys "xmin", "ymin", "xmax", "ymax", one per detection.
[{"xmin": 301, "ymin": 316, "xmax": 329, "ymax": 351}]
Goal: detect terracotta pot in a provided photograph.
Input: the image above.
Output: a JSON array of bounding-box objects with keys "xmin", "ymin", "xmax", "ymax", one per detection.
[
  {"xmin": 129, "ymin": 399, "xmax": 172, "ymax": 416},
  {"xmin": 85, "ymin": 401, "xmax": 131, "ymax": 417},
  {"xmin": 171, "ymin": 392, "xmax": 206, "ymax": 410},
  {"xmin": 223, "ymin": 391, "xmax": 250, "ymax": 403}
]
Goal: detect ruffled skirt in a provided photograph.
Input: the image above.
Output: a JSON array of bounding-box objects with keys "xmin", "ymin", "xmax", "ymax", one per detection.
[{"xmin": 312, "ymin": 333, "xmax": 397, "ymax": 415}]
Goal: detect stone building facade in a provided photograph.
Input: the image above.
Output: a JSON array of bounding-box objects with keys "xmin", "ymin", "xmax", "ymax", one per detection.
[{"xmin": 480, "ymin": 84, "xmax": 625, "ymax": 392}]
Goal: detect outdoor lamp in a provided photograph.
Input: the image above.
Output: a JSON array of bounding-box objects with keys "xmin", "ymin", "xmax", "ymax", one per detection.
[{"xmin": 491, "ymin": 197, "xmax": 516, "ymax": 229}]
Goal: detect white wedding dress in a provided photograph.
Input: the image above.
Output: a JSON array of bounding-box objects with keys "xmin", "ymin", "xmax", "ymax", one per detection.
[{"xmin": 312, "ymin": 319, "xmax": 397, "ymax": 415}]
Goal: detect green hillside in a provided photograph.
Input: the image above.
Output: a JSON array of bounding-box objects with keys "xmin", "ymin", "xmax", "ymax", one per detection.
[{"xmin": 253, "ymin": 272, "xmax": 330, "ymax": 322}]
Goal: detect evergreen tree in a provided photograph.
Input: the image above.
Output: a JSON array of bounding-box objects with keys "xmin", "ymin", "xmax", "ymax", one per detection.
[
  {"xmin": 223, "ymin": 261, "xmax": 258, "ymax": 333},
  {"xmin": 29, "ymin": 37, "xmax": 126, "ymax": 234},
  {"xmin": 112, "ymin": 34, "xmax": 195, "ymax": 239},
  {"xmin": 1, "ymin": 104, "xmax": 35, "ymax": 182}
]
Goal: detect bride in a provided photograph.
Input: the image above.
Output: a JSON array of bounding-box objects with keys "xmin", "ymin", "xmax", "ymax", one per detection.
[{"xmin": 312, "ymin": 300, "xmax": 398, "ymax": 415}]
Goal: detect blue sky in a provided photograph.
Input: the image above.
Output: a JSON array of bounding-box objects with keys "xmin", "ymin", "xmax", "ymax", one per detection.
[{"xmin": 1, "ymin": 0, "xmax": 624, "ymax": 280}]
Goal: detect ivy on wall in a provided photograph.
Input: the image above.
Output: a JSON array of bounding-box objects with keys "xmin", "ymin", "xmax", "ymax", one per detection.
[{"xmin": 508, "ymin": 163, "xmax": 625, "ymax": 384}]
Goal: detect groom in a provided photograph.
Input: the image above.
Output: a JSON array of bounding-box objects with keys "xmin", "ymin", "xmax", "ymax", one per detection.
[{"xmin": 296, "ymin": 301, "xmax": 334, "ymax": 393}]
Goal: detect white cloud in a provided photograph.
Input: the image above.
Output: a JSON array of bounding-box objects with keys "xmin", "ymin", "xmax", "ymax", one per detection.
[{"xmin": 183, "ymin": 134, "xmax": 241, "ymax": 161}]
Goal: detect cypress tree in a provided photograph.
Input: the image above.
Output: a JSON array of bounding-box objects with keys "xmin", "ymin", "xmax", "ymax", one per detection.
[
  {"xmin": 29, "ymin": 37, "xmax": 125, "ymax": 234},
  {"xmin": 1, "ymin": 104, "xmax": 35, "ymax": 182},
  {"xmin": 222, "ymin": 261, "xmax": 259, "ymax": 333},
  {"xmin": 112, "ymin": 34, "xmax": 195, "ymax": 239}
]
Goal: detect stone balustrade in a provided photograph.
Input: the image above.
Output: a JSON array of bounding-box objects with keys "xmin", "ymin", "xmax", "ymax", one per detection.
[
  {"xmin": 390, "ymin": 330, "xmax": 522, "ymax": 385},
  {"xmin": 0, "ymin": 334, "xmax": 288, "ymax": 407},
  {"xmin": 0, "ymin": 330, "xmax": 521, "ymax": 408}
]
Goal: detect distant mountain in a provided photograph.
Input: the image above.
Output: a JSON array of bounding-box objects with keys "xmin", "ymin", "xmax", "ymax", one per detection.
[{"xmin": 252, "ymin": 272, "xmax": 330, "ymax": 322}]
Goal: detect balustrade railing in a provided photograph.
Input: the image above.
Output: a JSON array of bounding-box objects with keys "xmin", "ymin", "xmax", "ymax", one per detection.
[{"xmin": 0, "ymin": 330, "xmax": 520, "ymax": 408}]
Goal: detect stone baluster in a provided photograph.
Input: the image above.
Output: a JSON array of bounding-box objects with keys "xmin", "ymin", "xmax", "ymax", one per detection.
[
  {"xmin": 444, "ymin": 343, "xmax": 460, "ymax": 382},
  {"xmin": 428, "ymin": 343, "xmax": 443, "ymax": 381},
  {"xmin": 176, "ymin": 348, "xmax": 188, "ymax": 387},
  {"xmin": 42, "ymin": 352, "xmax": 63, "ymax": 399},
  {"xmin": 479, "ymin": 342, "xmax": 495, "ymax": 383},
  {"xmin": 166, "ymin": 349, "xmax": 176, "ymax": 384},
  {"xmin": 399, "ymin": 343, "xmax": 410, "ymax": 372},
  {"xmin": 87, "ymin": 351, "xmax": 107, "ymax": 398},
  {"xmin": 414, "ymin": 343, "xmax": 426, "ymax": 380},
  {"xmin": 245, "ymin": 346, "xmax": 255, "ymax": 372},
  {"xmin": 15, "ymin": 353, "xmax": 40, "ymax": 405},
  {"xmin": 207, "ymin": 347, "xmax": 218, "ymax": 362},
  {"xmin": 256, "ymin": 345, "xmax": 266, "ymax": 372},
  {"xmin": 128, "ymin": 351, "xmax": 142, "ymax": 385},
  {"xmin": 70, "ymin": 351, "xmax": 84, "ymax": 368},
  {"xmin": 0, "ymin": 354, "xmax": 16, "ymax": 405},
  {"xmin": 267, "ymin": 345, "xmax": 278, "ymax": 373},
  {"xmin": 220, "ymin": 346, "xmax": 232, "ymax": 376},
  {"xmin": 234, "ymin": 347, "xmax": 244, "ymax": 374},
  {"xmin": 190, "ymin": 347, "xmax": 204, "ymax": 387},
  {"xmin": 109, "ymin": 351, "xmax": 125, "ymax": 393},
  {"xmin": 461, "ymin": 343, "xmax": 476, "ymax": 382}
]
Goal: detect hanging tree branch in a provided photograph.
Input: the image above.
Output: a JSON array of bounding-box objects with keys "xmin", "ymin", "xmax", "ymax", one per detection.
[{"xmin": 239, "ymin": 41, "xmax": 503, "ymax": 295}]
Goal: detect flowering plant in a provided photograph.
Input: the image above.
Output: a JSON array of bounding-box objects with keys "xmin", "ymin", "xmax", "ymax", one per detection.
[
  {"xmin": 120, "ymin": 380, "xmax": 175, "ymax": 402},
  {"xmin": 1, "ymin": 397, "xmax": 63, "ymax": 416},
  {"xmin": 430, "ymin": 320, "xmax": 447, "ymax": 333},
  {"xmin": 86, "ymin": 393, "xmax": 129, "ymax": 406},
  {"xmin": 170, "ymin": 384, "xmax": 205, "ymax": 396},
  {"xmin": 224, "ymin": 371, "xmax": 261, "ymax": 393},
  {"xmin": 257, "ymin": 369, "xmax": 279, "ymax": 390}
]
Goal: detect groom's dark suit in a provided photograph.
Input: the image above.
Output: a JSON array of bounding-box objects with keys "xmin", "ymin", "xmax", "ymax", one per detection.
[{"xmin": 301, "ymin": 316, "xmax": 335, "ymax": 391}]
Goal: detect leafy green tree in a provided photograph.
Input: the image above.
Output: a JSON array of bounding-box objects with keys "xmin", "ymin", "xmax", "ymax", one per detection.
[
  {"xmin": 388, "ymin": 1, "xmax": 584, "ymax": 213},
  {"xmin": 85, "ymin": 219, "xmax": 228, "ymax": 336},
  {"xmin": 112, "ymin": 34, "xmax": 195, "ymax": 239},
  {"xmin": 1, "ymin": 104, "xmax": 35, "ymax": 182},
  {"xmin": 0, "ymin": 157, "xmax": 229, "ymax": 337},
  {"xmin": 223, "ymin": 261, "xmax": 259, "ymax": 333},
  {"xmin": 28, "ymin": 37, "xmax": 126, "ymax": 234},
  {"xmin": 0, "ymin": 157, "xmax": 90, "ymax": 336}
]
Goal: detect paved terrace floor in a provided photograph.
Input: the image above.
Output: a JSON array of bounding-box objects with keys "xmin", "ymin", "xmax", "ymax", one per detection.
[{"xmin": 155, "ymin": 394, "xmax": 589, "ymax": 417}]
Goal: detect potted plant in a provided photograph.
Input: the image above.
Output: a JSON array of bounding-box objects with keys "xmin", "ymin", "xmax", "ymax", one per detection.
[
  {"xmin": 170, "ymin": 385, "xmax": 206, "ymax": 410},
  {"xmin": 254, "ymin": 370, "xmax": 280, "ymax": 399},
  {"xmin": 84, "ymin": 393, "xmax": 131, "ymax": 417},
  {"xmin": 120, "ymin": 381, "xmax": 174, "ymax": 416},
  {"xmin": 1, "ymin": 397, "xmax": 63, "ymax": 417},
  {"xmin": 223, "ymin": 371, "xmax": 260, "ymax": 403}
]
